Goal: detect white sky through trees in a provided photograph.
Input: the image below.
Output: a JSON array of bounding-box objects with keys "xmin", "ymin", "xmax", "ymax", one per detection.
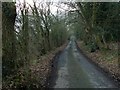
[
  {"xmin": 16, "ymin": 0, "xmax": 70, "ymax": 15},
  {"xmin": 0, "ymin": 0, "xmax": 119, "ymax": 2},
  {"xmin": 16, "ymin": 0, "xmax": 120, "ymax": 15}
]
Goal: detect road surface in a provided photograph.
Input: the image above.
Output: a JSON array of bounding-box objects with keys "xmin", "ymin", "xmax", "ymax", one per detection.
[{"xmin": 50, "ymin": 37, "xmax": 118, "ymax": 88}]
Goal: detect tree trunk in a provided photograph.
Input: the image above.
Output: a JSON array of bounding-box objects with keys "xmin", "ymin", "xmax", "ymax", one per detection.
[{"xmin": 2, "ymin": 2, "xmax": 17, "ymax": 76}]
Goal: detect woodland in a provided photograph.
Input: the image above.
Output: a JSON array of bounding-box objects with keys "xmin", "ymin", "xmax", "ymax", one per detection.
[{"xmin": 2, "ymin": 1, "xmax": 120, "ymax": 89}]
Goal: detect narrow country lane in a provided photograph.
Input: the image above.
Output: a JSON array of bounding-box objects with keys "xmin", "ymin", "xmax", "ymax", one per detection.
[
  {"xmin": 50, "ymin": 37, "xmax": 117, "ymax": 88},
  {"xmin": 3, "ymin": 2, "xmax": 120, "ymax": 89}
]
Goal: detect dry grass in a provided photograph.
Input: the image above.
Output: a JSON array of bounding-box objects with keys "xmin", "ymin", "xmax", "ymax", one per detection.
[{"xmin": 77, "ymin": 41, "xmax": 120, "ymax": 82}]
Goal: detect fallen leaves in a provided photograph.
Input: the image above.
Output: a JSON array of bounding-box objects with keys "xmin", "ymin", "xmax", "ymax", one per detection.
[
  {"xmin": 2, "ymin": 43, "xmax": 67, "ymax": 89},
  {"xmin": 77, "ymin": 41, "xmax": 120, "ymax": 84}
]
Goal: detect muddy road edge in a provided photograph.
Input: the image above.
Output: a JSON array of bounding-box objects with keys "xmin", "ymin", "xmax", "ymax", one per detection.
[
  {"xmin": 45, "ymin": 45, "xmax": 67, "ymax": 88},
  {"xmin": 76, "ymin": 41, "xmax": 120, "ymax": 88}
]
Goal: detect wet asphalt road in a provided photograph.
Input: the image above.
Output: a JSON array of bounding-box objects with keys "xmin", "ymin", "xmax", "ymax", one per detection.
[{"xmin": 51, "ymin": 38, "xmax": 117, "ymax": 88}]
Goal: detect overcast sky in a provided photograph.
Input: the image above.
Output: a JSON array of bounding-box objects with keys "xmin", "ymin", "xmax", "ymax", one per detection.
[
  {"xmin": 0, "ymin": 0, "xmax": 119, "ymax": 2},
  {"xmin": 16, "ymin": 0, "xmax": 120, "ymax": 15},
  {"xmin": 16, "ymin": 0, "xmax": 70, "ymax": 15}
]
